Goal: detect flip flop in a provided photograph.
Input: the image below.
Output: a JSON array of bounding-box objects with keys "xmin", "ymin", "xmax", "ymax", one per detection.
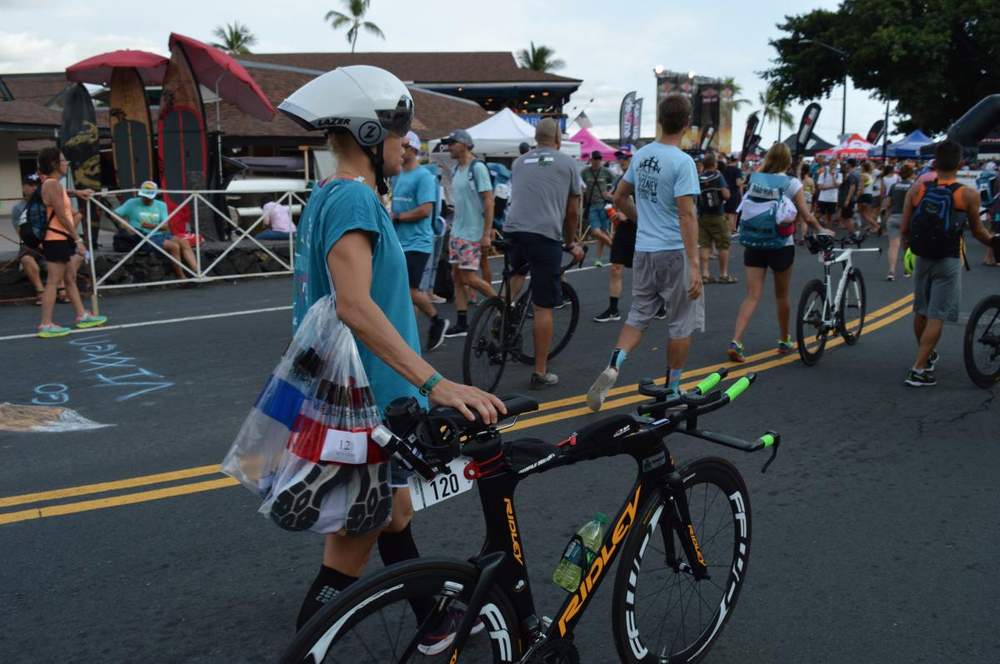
[
  {"xmin": 717, "ymin": 275, "xmax": 739, "ymax": 284},
  {"xmin": 702, "ymin": 275, "xmax": 717, "ymax": 284}
]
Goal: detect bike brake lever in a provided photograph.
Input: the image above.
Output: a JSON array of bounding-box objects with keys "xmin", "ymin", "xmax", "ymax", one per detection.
[{"xmin": 759, "ymin": 431, "xmax": 781, "ymax": 474}]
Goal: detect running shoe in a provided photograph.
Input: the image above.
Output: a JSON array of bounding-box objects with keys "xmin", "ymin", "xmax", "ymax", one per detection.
[
  {"xmin": 426, "ymin": 318, "xmax": 450, "ymax": 352},
  {"xmin": 654, "ymin": 305, "xmax": 667, "ymax": 320},
  {"xmin": 586, "ymin": 367, "xmax": 619, "ymax": 412},
  {"xmin": 886, "ymin": 274, "xmax": 895, "ymax": 282},
  {"xmin": 75, "ymin": 312, "xmax": 107, "ymax": 329},
  {"xmin": 905, "ymin": 369, "xmax": 937, "ymax": 387},
  {"xmin": 530, "ymin": 372, "xmax": 559, "ymax": 390},
  {"xmin": 727, "ymin": 341, "xmax": 746, "ymax": 363},
  {"xmin": 592, "ymin": 308, "xmax": 621, "ymax": 323},
  {"xmin": 594, "ymin": 259, "xmax": 605, "ymax": 268},
  {"xmin": 429, "ymin": 293, "xmax": 447, "ymax": 304},
  {"xmin": 444, "ymin": 322, "xmax": 469, "ymax": 338},
  {"xmin": 37, "ymin": 323, "xmax": 71, "ymax": 339},
  {"xmin": 269, "ymin": 463, "xmax": 346, "ymax": 531},
  {"xmin": 926, "ymin": 350, "xmax": 939, "ymax": 373},
  {"xmin": 777, "ymin": 337, "xmax": 794, "ymax": 355},
  {"xmin": 417, "ymin": 608, "xmax": 486, "ymax": 656}
]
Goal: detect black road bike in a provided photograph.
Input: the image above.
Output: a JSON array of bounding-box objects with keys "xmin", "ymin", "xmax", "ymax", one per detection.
[
  {"xmin": 281, "ymin": 368, "xmax": 782, "ymax": 664},
  {"xmin": 462, "ymin": 240, "xmax": 586, "ymax": 392}
]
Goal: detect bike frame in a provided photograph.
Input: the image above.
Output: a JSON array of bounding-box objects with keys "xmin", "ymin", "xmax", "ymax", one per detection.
[{"xmin": 817, "ymin": 247, "xmax": 879, "ymax": 325}]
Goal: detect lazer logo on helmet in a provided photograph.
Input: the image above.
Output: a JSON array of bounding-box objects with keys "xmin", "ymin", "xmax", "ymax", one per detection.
[{"xmin": 315, "ymin": 117, "xmax": 351, "ymax": 128}]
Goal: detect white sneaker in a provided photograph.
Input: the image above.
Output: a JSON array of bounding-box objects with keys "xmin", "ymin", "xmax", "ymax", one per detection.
[{"xmin": 586, "ymin": 367, "xmax": 619, "ymax": 412}]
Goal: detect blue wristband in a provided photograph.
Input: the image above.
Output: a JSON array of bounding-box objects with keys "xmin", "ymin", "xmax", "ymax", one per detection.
[{"xmin": 419, "ymin": 372, "xmax": 443, "ymax": 396}]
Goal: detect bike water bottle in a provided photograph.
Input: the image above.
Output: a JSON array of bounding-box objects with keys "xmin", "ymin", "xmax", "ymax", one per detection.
[{"xmin": 552, "ymin": 513, "xmax": 609, "ymax": 592}]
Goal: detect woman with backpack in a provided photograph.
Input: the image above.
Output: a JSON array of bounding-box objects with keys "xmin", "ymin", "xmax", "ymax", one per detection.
[
  {"xmin": 727, "ymin": 143, "xmax": 829, "ymax": 362},
  {"xmin": 35, "ymin": 147, "xmax": 106, "ymax": 338}
]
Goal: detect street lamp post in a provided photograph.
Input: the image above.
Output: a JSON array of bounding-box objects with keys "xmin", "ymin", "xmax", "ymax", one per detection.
[{"xmin": 802, "ymin": 38, "xmax": 849, "ymax": 138}]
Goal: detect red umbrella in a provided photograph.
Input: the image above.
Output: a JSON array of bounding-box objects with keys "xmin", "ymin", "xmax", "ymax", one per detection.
[
  {"xmin": 168, "ymin": 33, "xmax": 275, "ymax": 121},
  {"xmin": 66, "ymin": 49, "xmax": 168, "ymax": 85}
]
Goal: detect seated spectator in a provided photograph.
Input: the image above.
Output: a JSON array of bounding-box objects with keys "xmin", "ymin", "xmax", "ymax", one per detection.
[
  {"xmin": 256, "ymin": 199, "xmax": 295, "ymax": 240},
  {"xmin": 11, "ymin": 173, "xmax": 45, "ymax": 303},
  {"xmin": 114, "ymin": 181, "xmax": 198, "ymax": 280}
]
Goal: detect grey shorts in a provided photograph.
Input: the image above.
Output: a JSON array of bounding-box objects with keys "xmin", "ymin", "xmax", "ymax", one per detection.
[
  {"xmin": 887, "ymin": 213, "xmax": 903, "ymax": 238},
  {"xmin": 913, "ymin": 256, "xmax": 961, "ymax": 322},
  {"xmin": 626, "ymin": 250, "xmax": 706, "ymax": 337}
]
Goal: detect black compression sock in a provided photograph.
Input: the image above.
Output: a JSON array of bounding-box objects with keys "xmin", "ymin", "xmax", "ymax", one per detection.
[
  {"xmin": 457, "ymin": 310, "xmax": 468, "ymax": 326},
  {"xmin": 296, "ymin": 565, "xmax": 358, "ymax": 630},
  {"xmin": 609, "ymin": 296, "xmax": 619, "ymax": 312},
  {"xmin": 378, "ymin": 524, "xmax": 431, "ymax": 620}
]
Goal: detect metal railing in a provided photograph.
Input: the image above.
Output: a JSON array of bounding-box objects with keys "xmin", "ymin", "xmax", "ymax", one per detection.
[{"xmin": 84, "ymin": 187, "xmax": 310, "ymax": 313}]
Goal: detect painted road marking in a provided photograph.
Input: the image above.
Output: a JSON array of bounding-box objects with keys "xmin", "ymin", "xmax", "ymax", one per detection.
[{"xmin": 0, "ymin": 294, "xmax": 914, "ymax": 527}]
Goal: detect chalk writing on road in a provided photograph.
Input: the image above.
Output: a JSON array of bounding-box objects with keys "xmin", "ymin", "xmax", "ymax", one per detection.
[
  {"xmin": 32, "ymin": 383, "xmax": 70, "ymax": 406},
  {"xmin": 69, "ymin": 334, "xmax": 174, "ymax": 401}
]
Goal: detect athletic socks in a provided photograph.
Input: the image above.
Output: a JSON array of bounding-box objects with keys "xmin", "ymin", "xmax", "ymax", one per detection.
[
  {"xmin": 457, "ymin": 310, "xmax": 468, "ymax": 327},
  {"xmin": 609, "ymin": 348, "xmax": 627, "ymax": 370},
  {"xmin": 378, "ymin": 524, "xmax": 432, "ymax": 621},
  {"xmin": 666, "ymin": 367, "xmax": 683, "ymax": 394},
  {"xmin": 297, "ymin": 565, "xmax": 358, "ymax": 630},
  {"xmin": 609, "ymin": 296, "xmax": 619, "ymax": 312}
]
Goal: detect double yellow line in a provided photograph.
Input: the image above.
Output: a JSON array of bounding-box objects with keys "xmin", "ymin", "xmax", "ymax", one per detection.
[{"xmin": 0, "ymin": 294, "xmax": 914, "ymax": 527}]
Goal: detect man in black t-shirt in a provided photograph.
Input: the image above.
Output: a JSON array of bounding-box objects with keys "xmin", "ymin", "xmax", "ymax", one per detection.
[{"xmin": 721, "ymin": 156, "xmax": 744, "ymax": 235}]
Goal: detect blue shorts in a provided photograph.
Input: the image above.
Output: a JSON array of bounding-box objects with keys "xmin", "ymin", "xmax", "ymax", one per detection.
[
  {"xmin": 506, "ymin": 231, "xmax": 563, "ymax": 309},
  {"xmin": 587, "ymin": 205, "xmax": 610, "ymax": 233},
  {"xmin": 138, "ymin": 232, "xmax": 170, "ymax": 252}
]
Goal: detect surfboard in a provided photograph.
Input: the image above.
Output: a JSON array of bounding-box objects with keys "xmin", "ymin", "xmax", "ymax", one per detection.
[
  {"xmin": 59, "ymin": 83, "xmax": 101, "ymax": 191},
  {"xmin": 158, "ymin": 42, "xmax": 207, "ymax": 236},
  {"xmin": 110, "ymin": 68, "xmax": 154, "ymax": 191}
]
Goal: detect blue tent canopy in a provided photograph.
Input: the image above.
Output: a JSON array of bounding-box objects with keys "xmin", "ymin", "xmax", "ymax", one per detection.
[{"xmin": 868, "ymin": 130, "xmax": 934, "ymax": 158}]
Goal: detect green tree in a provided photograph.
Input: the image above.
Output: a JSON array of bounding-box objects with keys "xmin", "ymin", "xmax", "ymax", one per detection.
[
  {"xmin": 516, "ymin": 42, "xmax": 565, "ymax": 72},
  {"xmin": 761, "ymin": 0, "xmax": 1000, "ymax": 134},
  {"xmin": 758, "ymin": 84, "xmax": 794, "ymax": 141},
  {"xmin": 326, "ymin": 0, "xmax": 385, "ymax": 53},
  {"xmin": 721, "ymin": 77, "xmax": 751, "ymax": 111},
  {"xmin": 211, "ymin": 22, "xmax": 257, "ymax": 55}
]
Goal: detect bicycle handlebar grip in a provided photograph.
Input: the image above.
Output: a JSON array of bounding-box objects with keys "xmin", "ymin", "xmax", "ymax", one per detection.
[
  {"xmin": 758, "ymin": 433, "xmax": 776, "ymax": 448},
  {"xmin": 723, "ymin": 374, "xmax": 755, "ymax": 402},
  {"xmin": 694, "ymin": 370, "xmax": 725, "ymax": 395}
]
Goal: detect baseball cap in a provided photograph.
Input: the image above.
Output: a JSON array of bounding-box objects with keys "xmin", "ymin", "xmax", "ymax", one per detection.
[
  {"xmin": 442, "ymin": 129, "xmax": 474, "ymax": 148},
  {"xmin": 590, "ymin": 150, "xmax": 603, "ymax": 160},
  {"xmin": 403, "ymin": 130, "xmax": 421, "ymax": 151},
  {"xmin": 22, "ymin": 173, "xmax": 40, "ymax": 185},
  {"xmin": 138, "ymin": 180, "xmax": 159, "ymax": 199},
  {"xmin": 614, "ymin": 149, "xmax": 631, "ymax": 160}
]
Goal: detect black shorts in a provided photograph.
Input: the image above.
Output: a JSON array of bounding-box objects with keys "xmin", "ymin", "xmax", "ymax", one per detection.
[
  {"xmin": 840, "ymin": 203, "xmax": 856, "ymax": 218},
  {"xmin": 610, "ymin": 222, "xmax": 637, "ymax": 268},
  {"xmin": 744, "ymin": 245, "xmax": 795, "ymax": 272},
  {"xmin": 404, "ymin": 251, "xmax": 430, "ymax": 289},
  {"xmin": 506, "ymin": 231, "xmax": 562, "ymax": 309},
  {"xmin": 858, "ymin": 194, "xmax": 876, "ymax": 206},
  {"xmin": 817, "ymin": 201, "xmax": 837, "ymax": 215},
  {"xmin": 42, "ymin": 239, "xmax": 75, "ymax": 264}
]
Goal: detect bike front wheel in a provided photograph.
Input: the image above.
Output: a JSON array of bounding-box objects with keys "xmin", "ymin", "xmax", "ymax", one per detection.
[
  {"xmin": 281, "ymin": 558, "xmax": 523, "ymax": 664},
  {"xmin": 963, "ymin": 294, "xmax": 1000, "ymax": 388},
  {"xmin": 796, "ymin": 278, "xmax": 829, "ymax": 366},
  {"xmin": 612, "ymin": 457, "xmax": 751, "ymax": 664},
  {"xmin": 463, "ymin": 297, "xmax": 509, "ymax": 392},
  {"xmin": 838, "ymin": 267, "xmax": 867, "ymax": 345},
  {"xmin": 513, "ymin": 281, "xmax": 580, "ymax": 364}
]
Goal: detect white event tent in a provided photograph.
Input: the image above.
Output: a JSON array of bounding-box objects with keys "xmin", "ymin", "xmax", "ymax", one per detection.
[{"xmin": 430, "ymin": 108, "xmax": 580, "ymax": 159}]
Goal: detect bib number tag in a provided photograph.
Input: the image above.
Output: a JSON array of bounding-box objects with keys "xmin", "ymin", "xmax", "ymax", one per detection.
[
  {"xmin": 408, "ymin": 457, "xmax": 474, "ymax": 511},
  {"xmin": 321, "ymin": 429, "xmax": 369, "ymax": 464}
]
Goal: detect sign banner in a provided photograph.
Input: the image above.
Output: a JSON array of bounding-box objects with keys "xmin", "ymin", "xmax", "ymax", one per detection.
[
  {"xmin": 573, "ymin": 111, "xmax": 593, "ymax": 130},
  {"xmin": 741, "ymin": 112, "xmax": 760, "ymax": 161},
  {"xmin": 866, "ymin": 119, "xmax": 885, "ymax": 146},
  {"xmin": 620, "ymin": 91, "xmax": 638, "ymax": 146},
  {"xmin": 699, "ymin": 125, "xmax": 716, "ymax": 152},
  {"xmin": 794, "ymin": 103, "xmax": 822, "ymax": 157},
  {"xmin": 629, "ymin": 98, "xmax": 643, "ymax": 144}
]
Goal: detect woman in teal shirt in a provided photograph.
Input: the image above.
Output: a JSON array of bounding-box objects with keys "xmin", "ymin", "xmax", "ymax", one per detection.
[{"xmin": 113, "ymin": 180, "xmax": 197, "ymax": 279}]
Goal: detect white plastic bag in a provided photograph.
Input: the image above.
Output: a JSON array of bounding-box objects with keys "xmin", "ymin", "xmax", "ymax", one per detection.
[{"xmin": 221, "ymin": 295, "xmax": 392, "ymax": 534}]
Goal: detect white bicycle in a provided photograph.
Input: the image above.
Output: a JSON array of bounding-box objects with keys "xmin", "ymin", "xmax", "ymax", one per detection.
[{"xmin": 796, "ymin": 231, "xmax": 881, "ymax": 366}]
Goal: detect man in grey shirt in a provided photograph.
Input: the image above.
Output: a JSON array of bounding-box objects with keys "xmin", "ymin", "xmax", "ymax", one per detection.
[{"xmin": 504, "ymin": 118, "xmax": 584, "ymax": 388}]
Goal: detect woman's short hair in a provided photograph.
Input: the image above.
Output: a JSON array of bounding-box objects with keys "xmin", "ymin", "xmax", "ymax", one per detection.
[{"xmin": 37, "ymin": 146, "xmax": 62, "ymax": 175}]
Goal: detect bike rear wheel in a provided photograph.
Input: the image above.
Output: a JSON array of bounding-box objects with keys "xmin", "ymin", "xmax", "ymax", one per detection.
[
  {"xmin": 612, "ymin": 457, "xmax": 751, "ymax": 664},
  {"xmin": 838, "ymin": 267, "xmax": 867, "ymax": 345},
  {"xmin": 463, "ymin": 297, "xmax": 509, "ymax": 392},
  {"xmin": 281, "ymin": 558, "xmax": 523, "ymax": 664},
  {"xmin": 963, "ymin": 294, "xmax": 1000, "ymax": 388},
  {"xmin": 796, "ymin": 278, "xmax": 829, "ymax": 366},
  {"xmin": 513, "ymin": 281, "xmax": 580, "ymax": 364}
]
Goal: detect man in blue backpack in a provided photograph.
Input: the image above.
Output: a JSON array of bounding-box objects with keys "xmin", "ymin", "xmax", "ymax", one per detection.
[
  {"xmin": 11, "ymin": 173, "xmax": 45, "ymax": 301},
  {"xmin": 901, "ymin": 139, "xmax": 998, "ymax": 387}
]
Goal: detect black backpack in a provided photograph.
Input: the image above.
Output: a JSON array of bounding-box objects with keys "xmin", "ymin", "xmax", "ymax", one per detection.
[
  {"xmin": 910, "ymin": 180, "xmax": 965, "ymax": 259},
  {"xmin": 17, "ymin": 184, "xmax": 55, "ymax": 249},
  {"xmin": 698, "ymin": 171, "xmax": 726, "ymax": 215}
]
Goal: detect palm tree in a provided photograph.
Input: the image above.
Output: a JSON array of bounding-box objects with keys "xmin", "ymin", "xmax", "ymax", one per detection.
[
  {"xmin": 721, "ymin": 76, "xmax": 751, "ymax": 111},
  {"xmin": 326, "ymin": 0, "xmax": 385, "ymax": 53},
  {"xmin": 211, "ymin": 22, "xmax": 257, "ymax": 55},
  {"xmin": 758, "ymin": 84, "xmax": 794, "ymax": 142},
  {"xmin": 516, "ymin": 42, "xmax": 565, "ymax": 72}
]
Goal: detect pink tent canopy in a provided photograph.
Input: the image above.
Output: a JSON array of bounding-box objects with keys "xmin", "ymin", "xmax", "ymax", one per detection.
[
  {"xmin": 168, "ymin": 33, "xmax": 275, "ymax": 121},
  {"xmin": 66, "ymin": 49, "xmax": 168, "ymax": 85},
  {"xmin": 817, "ymin": 133, "xmax": 876, "ymax": 158},
  {"xmin": 569, "ymin": 128, "xmax": 618, "ymax": 162}
]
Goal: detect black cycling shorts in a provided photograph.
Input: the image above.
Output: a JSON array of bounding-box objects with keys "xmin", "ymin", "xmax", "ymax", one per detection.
[
  {"xmin": 42, "ymin": 239, "xmax": 75, "ymax": 264},
  {"xmin": 506, "ymin": 231, "xmax": 562, "ymax": 309},
  {"xmin": 817, "ymin": 201, "xmax": 837, "ymax": 215},
  {"xmin": 610, "ymin": 221, "xmax": 637, "ymax": 268},
  {"xmin": 404, "ymin": 251, "xmax": 430, "ymax": 289},
  {"xmin": 743, "ymin": 245, "xmax": 795, "ymax": 272}
]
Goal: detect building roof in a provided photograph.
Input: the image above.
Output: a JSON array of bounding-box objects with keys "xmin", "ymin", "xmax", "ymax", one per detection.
[
  {"xmin": 0, "ymin": 73, "xmax": 71, "ymax": 105},
  {"xmin": 239, "ymin": 51, "xmax": 581, "ymax": 86}
]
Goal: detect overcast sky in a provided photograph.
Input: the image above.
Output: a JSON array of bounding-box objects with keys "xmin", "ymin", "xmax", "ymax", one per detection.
[{"xmin": 0, "ymin": 0, "xmax": 895, "ymax": 148}]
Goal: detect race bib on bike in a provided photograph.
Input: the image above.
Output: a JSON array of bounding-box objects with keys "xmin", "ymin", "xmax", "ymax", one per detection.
[{"xmin": 408, "ymin": 457, "xmax": 475, "ymax": 511}]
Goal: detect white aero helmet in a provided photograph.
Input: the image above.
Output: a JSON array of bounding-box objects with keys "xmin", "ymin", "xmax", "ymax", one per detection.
[{"xmin": 278, "ymin": 65, "xmax": 413, "ymax": 147}]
